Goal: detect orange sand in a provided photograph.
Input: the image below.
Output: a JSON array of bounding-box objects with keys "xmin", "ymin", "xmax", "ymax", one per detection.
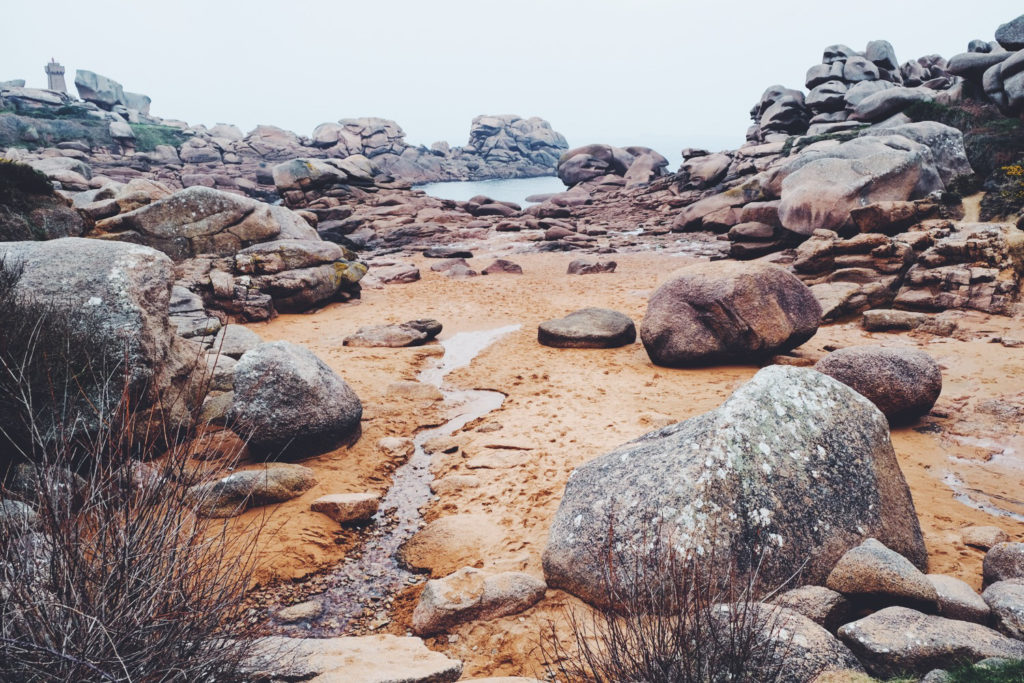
[{"xmin": 235, "ymin": 250, "xmax": 1024, "ymax": 678}]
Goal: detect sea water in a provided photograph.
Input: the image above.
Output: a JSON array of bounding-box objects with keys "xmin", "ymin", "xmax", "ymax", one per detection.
[{"xmin": 415, "ymin": 175, "xmax": 566, "ymax": 206}]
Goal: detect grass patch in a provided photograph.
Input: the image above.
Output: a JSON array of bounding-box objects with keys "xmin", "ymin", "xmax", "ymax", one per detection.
[
  {"xmin": 129, "ymin": 123, "xmax": 187, "ymax": 152},
  {"xmin": 948, "ymin": 658, "xmax": 1024, "ymax": 682}
]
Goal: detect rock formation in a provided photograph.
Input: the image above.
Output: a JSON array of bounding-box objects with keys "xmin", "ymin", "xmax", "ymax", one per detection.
[{"xmin": 543, "ymin": 365, "xmax": 926, "ymax": 609}]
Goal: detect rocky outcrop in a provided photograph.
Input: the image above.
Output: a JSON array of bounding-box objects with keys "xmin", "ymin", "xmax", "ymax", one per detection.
[
  {"xmin": 557, "ymin": 144, "xmax": 668, "ymax": 188},
  {"xmin": 543, "ymin": 365, "xmax": 926, "ymax": 609},
  {"xmin": 814, "ymin": 346, "xmax": 943, "ymax": 422},
  {"xmin": 894, "ymin": 222, "xmax": 1024, "ymax": 315},
  {"xmin": 92, "ymin": 186, "xmax": 314, "ymax": 259},
  {"xmin": 229, "ymin": 341, "xmax": 362, "ymax": 459},
  {"xmin": 749, "ymin": 40, "xmax": 961, "ymax": 142},
  {"xmin": 640, "ymin": 261, "xmax": 821, "ymax": 366}
]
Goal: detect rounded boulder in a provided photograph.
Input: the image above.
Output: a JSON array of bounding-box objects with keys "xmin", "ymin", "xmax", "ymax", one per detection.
[
  {"xmin": 815, "ymin": 346, "xmax": 941, "ymax": 423},
  {"xmin": 640, "ymin": 261, "xmax": 821, "ymax": 367},
  {"xmin": 229, "ymin": 341, "xmax": 362, "ymax": 459}
]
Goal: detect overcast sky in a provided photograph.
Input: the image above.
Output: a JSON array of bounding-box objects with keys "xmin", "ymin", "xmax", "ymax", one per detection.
[{"xmin": 3, "ymin": 1, "xmax": 1021, "ymax": 160}]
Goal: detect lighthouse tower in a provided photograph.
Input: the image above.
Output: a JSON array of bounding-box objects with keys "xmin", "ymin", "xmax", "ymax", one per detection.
[{"xmin": 45, "ymin": 59, "xmax": 67, "ymax": 94}]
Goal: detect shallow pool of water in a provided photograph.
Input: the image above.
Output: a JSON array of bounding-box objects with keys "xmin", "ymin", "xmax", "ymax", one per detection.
[{"xmin": 415, "ymin": 176, "xmax": 565, "ymax": 206}]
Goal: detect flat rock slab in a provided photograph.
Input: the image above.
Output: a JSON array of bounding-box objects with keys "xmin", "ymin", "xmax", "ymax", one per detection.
[
  {"xmin": 244, "ymin": 634, "xmax": 462, "ymax": 682},
  {"xmin": 423, "ymin": 247, "xmax": 473, "ymax": 259},
  {"xmin": 537, "ymin": 307, "xmax": 636, "ymax": 348},
  {"xmin": 928, "ymin": 574, "xmax": 990, "ymax": 623},
  {"xmin": 838, "ymin": 606, "xmax": 1024, "ymax": 678}
]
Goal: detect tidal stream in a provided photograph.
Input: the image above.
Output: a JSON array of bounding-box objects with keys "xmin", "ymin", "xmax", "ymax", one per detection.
[{"xmin": 271, "ymin": 325, "xmax": 520, "ymax": 636}]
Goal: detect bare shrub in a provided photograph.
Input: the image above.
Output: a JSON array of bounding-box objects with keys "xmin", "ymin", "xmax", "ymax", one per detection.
[
  {"xmin": 541, "ymin": 526, "xmax": 801, "ymax": 683},
  {"xmin": 0, "ymin": 260, "xmax": 267, "ymax": 682}
]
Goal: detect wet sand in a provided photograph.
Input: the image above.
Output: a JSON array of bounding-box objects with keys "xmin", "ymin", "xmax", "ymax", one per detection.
[{"xmin": 236, "ymin": 250, "xmax": 1024, "ymax": 678}]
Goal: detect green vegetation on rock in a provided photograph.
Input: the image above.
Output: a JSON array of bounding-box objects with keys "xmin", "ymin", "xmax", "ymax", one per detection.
[{"xmin": 129, "ymin": 123, "xmax": 187, "ymax": 152}]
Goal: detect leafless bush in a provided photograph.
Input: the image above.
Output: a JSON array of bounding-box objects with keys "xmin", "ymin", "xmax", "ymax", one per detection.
[
  {"xmin": 541, "ymin": 526, "xmax": 800, "ymax": 683},
  {"xmin": 0, "ymin": 261, "xmax": 266, "ymax": 682}
]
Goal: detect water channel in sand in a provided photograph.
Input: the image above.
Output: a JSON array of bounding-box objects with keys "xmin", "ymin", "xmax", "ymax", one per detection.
[{"xmin": 270, "ymin": 324, "xmax": 520, "ymax": 636}]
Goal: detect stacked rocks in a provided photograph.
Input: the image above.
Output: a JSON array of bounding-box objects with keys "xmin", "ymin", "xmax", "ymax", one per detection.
[
  {"xmin": 949, "ymin": 15, "xmax": 1024, "ymax": 116},
  {"xmin": 747, "ymin": 40, "xmax": 961, "ymax": 142}
]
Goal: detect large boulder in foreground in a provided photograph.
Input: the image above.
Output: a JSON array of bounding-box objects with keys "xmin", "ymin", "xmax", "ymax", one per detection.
[
  {"xmin": 814, "ymin": 346, "xmax": 942, "ymax": 423},
  {"xmin": 640, "ymin": 261, "xmax": 821, "ymax": 366},
  {"xmin": 229, "ymin": 341, "xmax": 362, "ymax": 459},
  {"xmin": 542, "ymin": 366, "xmax": 926, "ymax": 609},
  {"xmin": 0, "ymin": 238, "xmax": 192, "ymax": 417}
]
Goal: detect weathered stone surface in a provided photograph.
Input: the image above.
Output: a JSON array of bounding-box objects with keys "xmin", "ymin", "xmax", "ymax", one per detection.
[
  {"xmin": 374, "ymin": 264, "xmax": 421, "ymax": 284},
  {"xmin": 640, "ymin": 261, "xmax": 821, "ymax": 366},
  {"xmin": 861, "ymin": 309, "xmax": 929, "ymax": 332},
  {"xmin": 276, "ymin": 599, "xmax": 324, "ymax": 623},
  {"xmin": 311, "ymin": 493, "xmax": 380, "ymax": 524},
  {"xmin": 984, "ymin": 542, "xmax": 1024, "ymax": 586},
  {"xmin": 212, "ymin": 325, "xmax": 263, "ymax": 359},
  {"xmin": 962, "ymin": 525, "xmax": 1010, "ymax": 550},
  {"xmin": 402, "ymin": 514, "xmax": 504, "ymax": 577},
  {"xmin": 894, "ymin": 223, "xmax": 1023, "ymax": 315},
  {"xmin": 777, "ymin": 136, "xmax": 940, "ymax": 235},
  {"xmin": 837, "ymin": 606, "xmax": 1024, "ymax": 678},
  {"xmin": 773, "ymin": 586, "xmax": 852, "ymax": 632},
  {"xmin": 996, "ymin": 14, "xmax": 1024, "ymax": 51},
  {"xmin": 0, "ymin": 238, "xmax": 187, "ymax": 417},
  {"xmin": 73, "ymin": 70, "xmax": 125, "ymax": 109},
  {"xmin": 543, "ymin": 366, "xmax": 926, "ymax": 608},
  {"xmin": 814, "ymin": 346, "xmax": 942, "ymax": 423},
  {"xmin": 566, "ymin": 258, "xmax": 616, "ymax": 275},
  {"xmin": 343, "ymin": 319, "xmax": 442, "ymax": 348},
  {"xmin": 190, "ymin": 463, "xmax": 316, "ymax": 517},
  {"xmin": 412, "ymin": 567, "xmax": 546, "ymax": 636},
  {"xmin": 94, "ymin": 186, "xmax": 285, "ymax": 260},
  {"xmin": 982, "ymin": 579, "xmax": 1024, "ymax": 639},
  {"xmin": 482, "ymin": 259, "xmax": 523, "ymax": 275},
  {"xmin": 537, "ymin": 308, "xmax": 636, "ymax": 349},
  {"xmin": 735, "ymin": 604, "xmax": 865, "ymax": 679},
  {"xmin": 826, "ymin": 538, "xmax": 938, "ymax": 610},
  {"xmin": 243, "ymin": 635, "xmax": 463, "ymax": 683},
  {"xmin": 229, "ymin": 341, "xmax": 362, "ymax": 459},
  {"xmin": 928, "ymin": 574, "xmax": 990, "ymax": 623}
]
